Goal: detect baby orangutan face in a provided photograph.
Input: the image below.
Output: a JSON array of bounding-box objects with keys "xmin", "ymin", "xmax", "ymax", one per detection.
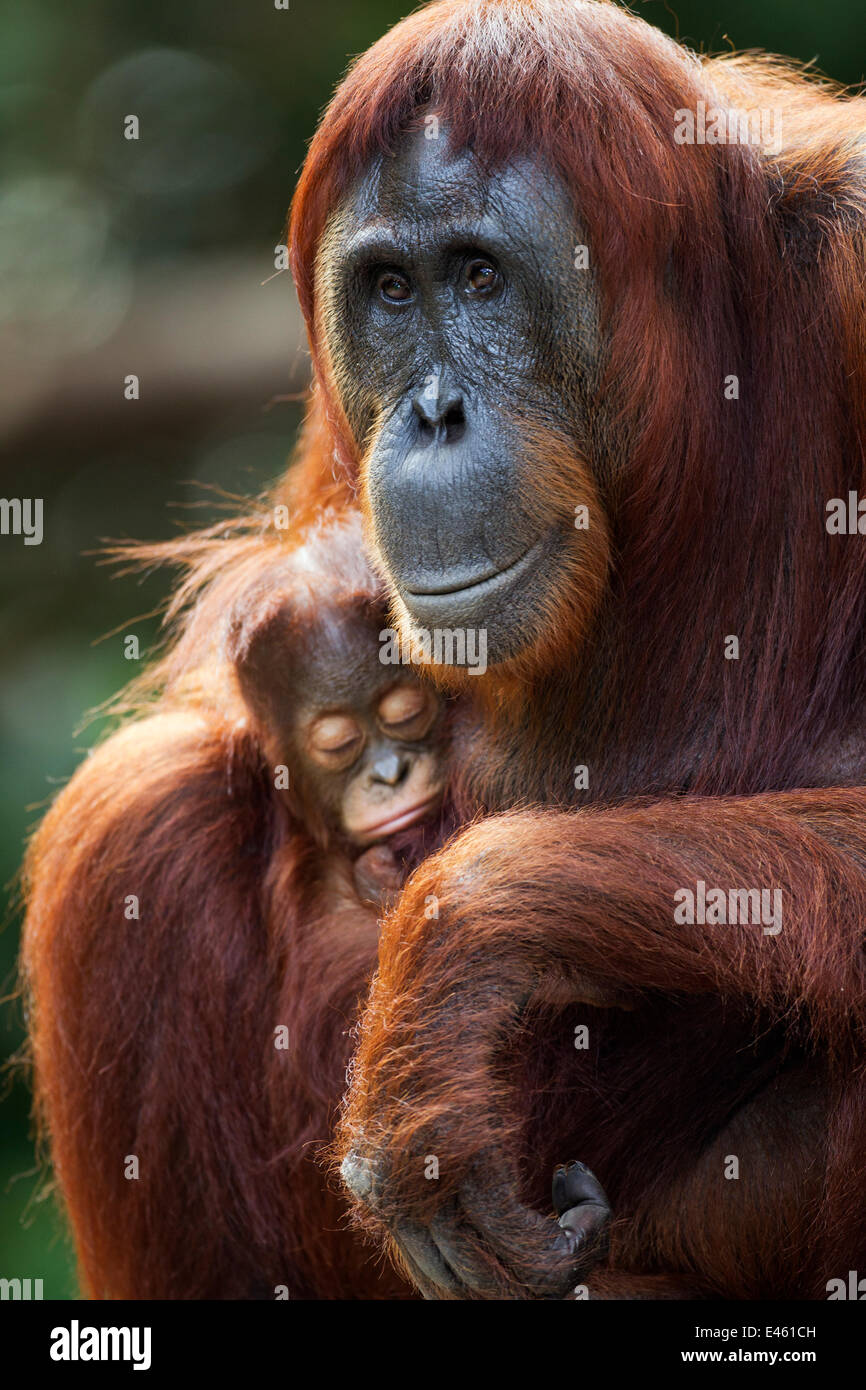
[
  {"xmin": 234, "ymin": 600, "xmax": 447, "ymax": 849},
  {"xmin": 301, "ymin": 659, "xmax": 445, "ymax": 846}
]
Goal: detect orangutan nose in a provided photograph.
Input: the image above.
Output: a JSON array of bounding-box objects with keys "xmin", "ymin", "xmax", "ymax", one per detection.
[{"xmin": 371, "ymin": 751, "xmax": 410, "ymax": 786}]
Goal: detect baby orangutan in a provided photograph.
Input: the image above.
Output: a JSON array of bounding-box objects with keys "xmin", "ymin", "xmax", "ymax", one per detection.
[{"xmin": 228, "ymin": 514, "xmax": 450, "ymax": 910}]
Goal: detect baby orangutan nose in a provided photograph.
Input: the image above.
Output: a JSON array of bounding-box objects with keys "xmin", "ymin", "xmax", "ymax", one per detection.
[{"xmin": 371, "ymin": 751, "xmax": 410, "ymax": 787}]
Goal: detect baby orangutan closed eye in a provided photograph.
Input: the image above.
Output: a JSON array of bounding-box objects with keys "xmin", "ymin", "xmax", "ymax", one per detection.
[{"xmin": 228, "ymin": 515, "xmax": 451, "ymax": 910}]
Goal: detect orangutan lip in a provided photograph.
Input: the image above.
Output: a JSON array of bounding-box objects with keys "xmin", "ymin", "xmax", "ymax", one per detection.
[
  {"xmin": 404, "ymin": 539, "xmax": 543, "ymax": 598},
  {"xmin": 357, "ymin": 794, "xmax": 441, "ymax": 841}
]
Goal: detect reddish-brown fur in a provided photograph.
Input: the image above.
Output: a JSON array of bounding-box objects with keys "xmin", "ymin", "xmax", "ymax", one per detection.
[
  {"xmin": 20, "ymin": 0, "xmax": 866, "ymax": 1299},
  {"xmin": 22, "ymin": 509, "xmax": 414, "ymax": 1299},
  {"xmin": 297, "ymin": 0, "xmax": 866, "ymax": 1296}
]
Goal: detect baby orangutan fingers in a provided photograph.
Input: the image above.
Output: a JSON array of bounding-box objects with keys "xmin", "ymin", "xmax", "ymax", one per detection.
[{"xmin": 353, "ymin": 844, "xmax": 405, "ymax": 910}]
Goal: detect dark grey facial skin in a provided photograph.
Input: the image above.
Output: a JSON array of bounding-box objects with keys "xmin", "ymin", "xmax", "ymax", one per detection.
[{"xmin": 317, "ymin": 129, "xmax": 600, "ymax": 660}]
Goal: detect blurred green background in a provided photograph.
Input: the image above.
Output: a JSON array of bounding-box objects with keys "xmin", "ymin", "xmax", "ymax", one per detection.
[{"xmin": 0, "ymin": 0, "xmax": 862, "ymax": 1299}]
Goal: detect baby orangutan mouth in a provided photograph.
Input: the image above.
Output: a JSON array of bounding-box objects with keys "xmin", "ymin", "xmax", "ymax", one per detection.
[{"xmin": 349, "ymin": 789, "xmax": 445, "ymax": 845}]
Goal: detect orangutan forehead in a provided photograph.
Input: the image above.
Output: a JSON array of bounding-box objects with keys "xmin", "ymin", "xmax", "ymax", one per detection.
[
  {"xmin": 335, "ymin": 129, "xmax": 576, "ymax": 251},
  {"xmin": 292, "ymin": 610, "xmax": 395, "ymax": 712}
]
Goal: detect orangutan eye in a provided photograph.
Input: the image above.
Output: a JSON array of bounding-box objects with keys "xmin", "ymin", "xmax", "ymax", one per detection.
[
  {"xmin": 465, "ymin": 259, "xmax": 500, "ymax": 295},
  {"xmin": 377, "ymin": 269, "xmax": 413, "ymax": 303},
  {"xmin": 377, "ymin": 683, "xmax": 436, "ymax": 740},
  {"xmin": 308, "ymin": 714, "xmax": 364, "ymax": 768}
]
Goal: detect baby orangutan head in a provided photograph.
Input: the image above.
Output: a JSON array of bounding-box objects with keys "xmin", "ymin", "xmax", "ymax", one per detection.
[{"xmin": 228, "ymin": 518, "xmax": 448, "ymax": 855}]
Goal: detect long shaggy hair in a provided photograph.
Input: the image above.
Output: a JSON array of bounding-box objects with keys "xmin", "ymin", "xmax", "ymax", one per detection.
[
  {"xmin": 287, "ymin": 0, "xmax": 866, "ymax": 801},
  {"xmin": 19, "ymin": 0, "xmax": 866, "ymax": 1302}
]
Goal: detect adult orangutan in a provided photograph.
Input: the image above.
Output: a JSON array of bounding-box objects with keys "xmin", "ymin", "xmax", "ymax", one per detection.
[{"xmin": 22, "ymin": 0, "xmax": 866, "ymax": 1300}]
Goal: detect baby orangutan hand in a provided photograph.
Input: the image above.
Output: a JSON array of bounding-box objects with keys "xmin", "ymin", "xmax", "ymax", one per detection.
[{"xmin": 353, "ymin": 843, "xmax": 405, "ymax": 911}]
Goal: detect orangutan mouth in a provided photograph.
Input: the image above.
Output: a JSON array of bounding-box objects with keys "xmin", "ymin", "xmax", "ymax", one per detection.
[{"xmin": 356, "ymin": 793, "xmax": 443, "ymax": 843}]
